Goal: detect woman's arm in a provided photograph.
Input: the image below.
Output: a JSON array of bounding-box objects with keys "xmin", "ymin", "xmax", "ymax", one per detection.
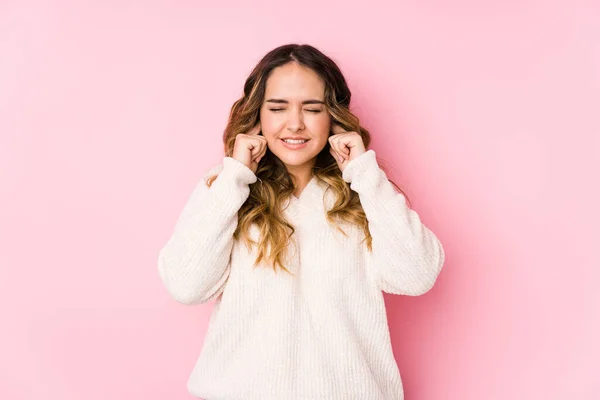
[
  {"xmin": 342, "ymin": 150, "xmax": 445, "ymax": 296},
  {"xmin": 158, "ymin": 157, "xmax": 256, "ymax": 304}
]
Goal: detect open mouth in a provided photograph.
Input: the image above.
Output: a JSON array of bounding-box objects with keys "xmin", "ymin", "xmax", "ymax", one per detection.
[
  {"xmin": 281, "ymin": 139, "xmax": 309, "ymax": 144},
  {"xmin": 280, "ymin": 138, "xmax": 310, "ymax": 150}
]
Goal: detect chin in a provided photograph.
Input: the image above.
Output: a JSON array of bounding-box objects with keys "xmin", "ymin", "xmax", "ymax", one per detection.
[
  {"xmin": 275, "ymin": 154, "xmax": 314, "ymax": 166},
  {"xmin": 270, "ymin": 149, "xmax": 316, "ymax": 166}
]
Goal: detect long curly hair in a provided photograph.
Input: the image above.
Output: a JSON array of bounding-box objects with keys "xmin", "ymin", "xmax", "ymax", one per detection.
[{"xmin": 207, "ymin": 43, "xmax": 411, "ymax": 274}]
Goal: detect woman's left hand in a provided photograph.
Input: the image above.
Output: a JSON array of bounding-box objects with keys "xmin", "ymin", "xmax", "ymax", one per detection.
[{"xmin": 328, "ymin": 124, "xmax": 367, "ymax": 172}]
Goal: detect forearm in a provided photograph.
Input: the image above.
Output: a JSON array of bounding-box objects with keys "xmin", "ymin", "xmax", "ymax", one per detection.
[
  {"xmin": 343, "ymin": 150, "xmax": 445, "ymax": 295},
  {"xmin": 158, "ymin": 157, "xmax": 257, "ymax": 304}
]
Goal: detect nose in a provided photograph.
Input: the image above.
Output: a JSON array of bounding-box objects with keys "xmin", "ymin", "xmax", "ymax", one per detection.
[{"xmin": 286, "ymin": 109, "xmax": 305, "ymax": 133}]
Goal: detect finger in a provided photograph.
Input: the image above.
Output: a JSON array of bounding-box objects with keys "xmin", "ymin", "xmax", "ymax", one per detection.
[
  {"xmin": 328, "ymin": 136, "xmax": 344, "ymax": 162},
  {"xmin": 329, "ymin": 147, "xmax": 341, "ymax": 163},
  {"xmin": 330, "ymin": 142, "xmax": 345, "ymax": 163},
  {"xmin": 338, "ymin": 137, "xmax": 351, "ymax": 158},
  {"xmin": 328, "ymin": 136, "xmax": 339, "ymax": 159},
  {"xmin": 256, "ymin": 141, "xmax": 269, "ymax": 164},
  {"xmin": 250, "ymin": 138, "xmax": 266, "ymax": 160},
  {"xmin": 335, "ymin": 136, "xmax": 350, "ymax": 157},
  {"xmin": 255, "ymin": 143, "xmax": 267, "ymax": 163},
  {"xmin": 247, "ymin": 140, "xmax": 261, "ymax": 160},
  {"xmin": 331, "ymin": 137, "xmax": 349, "ymax": 161}
]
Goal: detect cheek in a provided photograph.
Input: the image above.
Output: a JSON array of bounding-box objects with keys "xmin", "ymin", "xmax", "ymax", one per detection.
[
  {"xmin": 308, "ymin": 115, "xmax": 332, "ymax": 143},
  {"xmin": 259, "ymin": 110, "xmax": 282, "ymax": 137}
]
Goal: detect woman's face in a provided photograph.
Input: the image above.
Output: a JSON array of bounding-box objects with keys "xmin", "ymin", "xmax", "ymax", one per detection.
[{"xmin": 259, "ymin": 62, "xmax": 331, "ymax": 172}]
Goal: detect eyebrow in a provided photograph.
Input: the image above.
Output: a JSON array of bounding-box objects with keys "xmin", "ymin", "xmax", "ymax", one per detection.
[{"xmin": 265, "ymin": 98, "xmax": 325, "ymax": 105}]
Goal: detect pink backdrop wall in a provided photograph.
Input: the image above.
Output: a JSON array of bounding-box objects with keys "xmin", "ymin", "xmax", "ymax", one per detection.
[{"xmin": 1, "ymin": 0, "xmax": 599, "ymax": 399}]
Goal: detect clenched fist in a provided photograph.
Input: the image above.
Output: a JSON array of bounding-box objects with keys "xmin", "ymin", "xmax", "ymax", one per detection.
[
  {"xmin": 328, "ymin": 124, "xmax": 366, "ymax": 173},
  {"xmin": 232, "ymin": 123, "xmax": 268, "ymax": 174}
]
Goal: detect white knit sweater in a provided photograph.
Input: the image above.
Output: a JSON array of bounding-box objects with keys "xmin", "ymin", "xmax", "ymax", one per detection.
[{"xmin": 158, "ymin": 149, "xmax": 445, "ymax": 400}]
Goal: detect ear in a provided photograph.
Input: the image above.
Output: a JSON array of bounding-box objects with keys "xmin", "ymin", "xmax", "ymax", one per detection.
[
  {"xmin": 329, "ymin": 122, "xmax": 338, "ymax": 135},
  {"xmin": 330, "ymin": 123, "xmax": 347, "ymax": 136}
]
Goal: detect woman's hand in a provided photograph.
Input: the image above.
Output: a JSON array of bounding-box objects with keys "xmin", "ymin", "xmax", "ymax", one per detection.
[
  {"xmin": 232, "ymin": 123, "xmax": 267, "ymax": 174},
  {"xmin": 328, "ymin": 124, "xmax": 366, "ymax": 172}
]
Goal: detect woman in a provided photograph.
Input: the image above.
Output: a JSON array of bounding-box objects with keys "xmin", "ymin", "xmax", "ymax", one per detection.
[{"xmin": 158, "ymin": 43, "xmax": 445, "ymax": 400}]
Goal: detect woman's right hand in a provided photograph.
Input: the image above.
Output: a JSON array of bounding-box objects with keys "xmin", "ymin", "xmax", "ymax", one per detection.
[{"xmin": 232, "ymin": 123, "xmax": 267, "ymax": 174}]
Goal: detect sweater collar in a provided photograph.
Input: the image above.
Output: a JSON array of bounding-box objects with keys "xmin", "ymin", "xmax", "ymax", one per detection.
[{"xmin": 284, "ymin": 175, "xmax": 328, "ymax": 213}]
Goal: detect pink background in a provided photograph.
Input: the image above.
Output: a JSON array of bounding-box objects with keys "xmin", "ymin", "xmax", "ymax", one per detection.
[{"xmin": 1, "ymin": 0, "xmax": 599, "ymax": 399}]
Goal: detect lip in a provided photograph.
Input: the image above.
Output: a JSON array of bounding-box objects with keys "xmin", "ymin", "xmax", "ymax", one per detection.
[
  {"xmin": 280, "ymin": 138, "xmax": 310, "ymax": 150},
  {"xmin": 280, "ymin": 136, "xmax": 310, "ymax": 140}
]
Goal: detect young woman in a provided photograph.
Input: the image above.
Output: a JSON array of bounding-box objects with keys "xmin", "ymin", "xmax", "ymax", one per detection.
[{"xmin": 158, "ymin": 43, "xmax": 445, "ymax": 400}]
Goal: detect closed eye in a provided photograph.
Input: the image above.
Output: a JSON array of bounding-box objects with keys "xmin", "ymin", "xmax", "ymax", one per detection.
[{"xmin": 268, "ymin": 109, "xmax": 322, "ymax": 113}]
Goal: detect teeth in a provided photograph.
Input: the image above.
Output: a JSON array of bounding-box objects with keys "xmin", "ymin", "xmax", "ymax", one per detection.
[{"xmin": 283, "ymin": 139, "xmax": 308, "ymax": 144}]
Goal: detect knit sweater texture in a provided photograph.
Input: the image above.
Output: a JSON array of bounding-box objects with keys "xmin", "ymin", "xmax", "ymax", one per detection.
[{"xmin": 158, "ymin": 149, "xmax": 445, "ymax": 400}]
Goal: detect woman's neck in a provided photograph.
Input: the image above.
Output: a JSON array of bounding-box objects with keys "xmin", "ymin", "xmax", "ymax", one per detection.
[{"xmin": 286, "ymin": 162, "xmax": 315, "ymax": 198}]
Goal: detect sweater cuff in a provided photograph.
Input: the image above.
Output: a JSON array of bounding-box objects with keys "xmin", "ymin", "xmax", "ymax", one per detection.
[
  {"xmin": 342, "ymin": 149, "xmax": 378, "ymax": 184},
  {"xmin": 220, "ymin": 157, "xmax": 257, "ymax": 185}
]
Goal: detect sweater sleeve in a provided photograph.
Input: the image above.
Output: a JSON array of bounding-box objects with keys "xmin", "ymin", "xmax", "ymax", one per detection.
[
  {"xmin": 158, "ymin": 157, "xmax": 257, "ymax": 304},
  {"xmin": 342, "ymin": 150, "xmax": 445, "ymax": 296}
]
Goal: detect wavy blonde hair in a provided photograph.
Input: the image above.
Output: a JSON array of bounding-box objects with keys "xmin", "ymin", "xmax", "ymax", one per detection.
[{"xmin": 207, "ymin": 44, "xmax": 411, "ymax": 274}]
